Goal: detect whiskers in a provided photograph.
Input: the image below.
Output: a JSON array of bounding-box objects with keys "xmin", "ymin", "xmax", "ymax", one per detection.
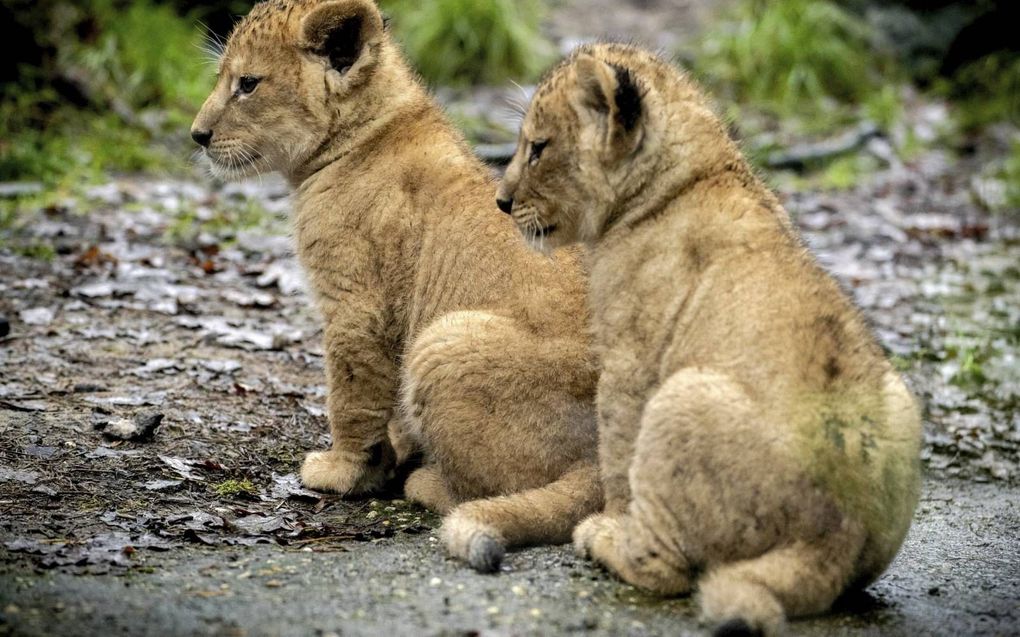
[
  {"xmin": 515, "ymin": 209, "xmax": 551, "ymax": 254},
  {"xmin": 501, "ymin": 80, "xmax": 532, "ymax": 124},
  {"xmin": 192, "ymin": 142, "xmax": 269, "ymax": 184},
  {"xmin": 238, "ymin": 142, "xmax": 266, "ymax": 186},
  {"xmin": 195, "ymin": 22, "xmax": 226, "ymax": 69}
]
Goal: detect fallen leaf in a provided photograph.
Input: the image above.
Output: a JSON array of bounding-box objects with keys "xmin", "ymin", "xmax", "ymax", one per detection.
[
  {"xmin": 0, "ymin": 466, "xmax": 40, "ymax": 485},
  {"xmin": 127, "ymin": 359, "xmax": 180, "ymax": 378},
  {"xmin": 19, "ymin": 307, "xmax": 54, "ymax": 326},
  {"xmin": 23, "ymin": 445, "xmax": 58, "ymax": 459},
  {"xmin": 158, "ymin": 455, "xmax": 206, "ymax": 482},
  {"xmin": 143, "ymin": 479, "xmax": 183, "ymax": 491},
  {"xmin": 269, "ymin": 473, "xmax": 321, "ymax": 503}
]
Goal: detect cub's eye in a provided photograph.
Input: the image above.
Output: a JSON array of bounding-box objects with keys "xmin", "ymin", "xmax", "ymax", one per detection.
[
  {"xmin": 529, "ymin": 139, "xmax": 549, "ymax": 165},
  {"xmin": 237, "ymin": 76, "xmax": 260, "ymax": 95}
]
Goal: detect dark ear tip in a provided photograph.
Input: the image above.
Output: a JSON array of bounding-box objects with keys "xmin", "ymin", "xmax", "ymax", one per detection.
[{"xmin": 610, "ymin": 64, "xmax": 642, "ymax": 132}]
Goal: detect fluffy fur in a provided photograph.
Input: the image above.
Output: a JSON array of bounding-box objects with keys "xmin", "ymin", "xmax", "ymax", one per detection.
[
  {"xmin": 190, "ymin": 0, "xmax": 603, "ymax": 570},
  {"xmin": 497, "ymin": 43, "xmax": 922, "ymax": 635}
]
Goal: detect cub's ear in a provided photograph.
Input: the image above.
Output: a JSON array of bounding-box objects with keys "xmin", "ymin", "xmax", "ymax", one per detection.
[
  {"xmin": 571, "ymin": 54, "xmax": 644, "ymax": 156},
  {"xmin": 301, "ymin": 0, "xmax": 385, "ymax": 78}
]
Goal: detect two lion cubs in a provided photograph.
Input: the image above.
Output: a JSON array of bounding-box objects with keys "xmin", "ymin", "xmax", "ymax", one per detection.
[{"xmin": 193, "ymin": 1, "xmax": 920, "ymax": 633}]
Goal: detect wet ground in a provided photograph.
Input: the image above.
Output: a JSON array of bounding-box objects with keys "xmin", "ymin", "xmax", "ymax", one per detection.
[
  {"xmin": 1, "ymin": 479, "xmax": 1016, "ymax": 637},
  {"xmin": 2, "ymin": 0, "xmax": 1019, "ymax": 633}
]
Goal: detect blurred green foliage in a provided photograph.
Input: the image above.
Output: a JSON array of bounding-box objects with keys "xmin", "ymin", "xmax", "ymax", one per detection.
[
  {"xmin": 0, "ymin": 0, "xmax": 216, "ymax": 185},
  {"xmin": 1005, "ymin": 141, "xmax": 1020, "ymax": 209},
  {"xmin": 696, "ymin": 0, "xmax": 897, "ymax": 122},
  {"xmin": 381, "ymin": 0, "xmax": 553, "ymax": 86},
  {"xmin": 1, "ymin": 0, "xmax": 552, "ymax": 185},
  {"xmin": 937, "ymin": 53, "xmax": 1020, "ymax": 130},
  {"xmin": 78, "ymin": 0, "xmax": 213, "ymax": 112}
]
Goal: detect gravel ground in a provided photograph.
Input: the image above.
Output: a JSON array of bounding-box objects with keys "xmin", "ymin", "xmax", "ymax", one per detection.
[{"xmin": 1, "ymin": 479, "xmax": 1017, "ymax": 636}]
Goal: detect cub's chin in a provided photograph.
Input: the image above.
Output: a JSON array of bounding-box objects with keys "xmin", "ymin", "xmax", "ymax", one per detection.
[
  {"xmin": 516, "ymin": 215, "xmax": 573, "ymax": 255},
  {"xmin": 524, "ymin": 225, "xmax": 566, "ymax": 255},
  {"xmin": 203, "ymin": 150, "xmax": 266, "ymax": 181}
]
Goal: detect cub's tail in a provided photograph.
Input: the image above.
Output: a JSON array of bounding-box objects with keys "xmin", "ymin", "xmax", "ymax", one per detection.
[
  {"xmin": 697, "ymin": 522, "xmax": 866, "ymax": 637},
  {"xmin": 440, "ymin": 462, "xmax": 602, "ymax": 573}
]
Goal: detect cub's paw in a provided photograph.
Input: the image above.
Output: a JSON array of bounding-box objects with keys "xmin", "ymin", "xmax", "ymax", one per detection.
[
  {"xmin": 300, "ymin": 444, "xmax": 393, "ymax": 495},
  {"xmin": 573, "ymin": 513, "xmax": 619, "ymax": 560}
]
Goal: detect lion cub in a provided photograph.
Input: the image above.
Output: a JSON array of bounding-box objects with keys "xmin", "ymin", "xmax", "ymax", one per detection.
[
  {"xmin": 191, "ymin": 0, "xmax": 602, "ymax": 571},
  {"xmin": 497, "ymin": 43, "xmax": 922, "ymax": 636}
]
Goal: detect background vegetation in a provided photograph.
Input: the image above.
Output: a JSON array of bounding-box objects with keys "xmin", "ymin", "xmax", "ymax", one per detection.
[{"xmin": 0, "ymin": 0, "xmax": 1016, "ymax": 196}]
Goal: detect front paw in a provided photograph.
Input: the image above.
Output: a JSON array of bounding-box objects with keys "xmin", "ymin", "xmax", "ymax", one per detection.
[
  {"xmin": 300, "ymin": 445, "xmax": 392, "ymax": 495},
  {"xmin": 573, "ymin": 513, "xmax": 616, "ymax": 559}
]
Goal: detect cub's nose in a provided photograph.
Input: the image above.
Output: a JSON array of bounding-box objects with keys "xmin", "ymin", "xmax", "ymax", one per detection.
[
  {"xmin": 191, "ymin": 129, "xmax": 213, "ymax": 148},
  {"xmin": 496, "ymin": 197, "xmax": 514, "ymax": 214}
]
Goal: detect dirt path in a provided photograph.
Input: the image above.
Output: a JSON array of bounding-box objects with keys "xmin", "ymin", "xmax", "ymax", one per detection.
[{"xmin": 1, "ymin": 479, "xmax": 1017, "ymax": 636}]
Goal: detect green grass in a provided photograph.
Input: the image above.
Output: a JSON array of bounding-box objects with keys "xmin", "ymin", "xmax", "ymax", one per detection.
[
  {"xmin": 164, "ymin": 198, "xmax": 277, "ymax": 246},
  {"xmin": 937, "ymin": 53, "xmax": 1020, "ymax": 131},
  {"xmin": 0, "ymin": 0, "xmax": 212, "ymax": 186},
  {"xmin": 382, "ymin": 0, "xmax": 553, "ymax": 86},
  {"xmin": 1004, "ymin": 140, "xmax": 1020, "ymax": 210},
  {"xmin": 75, "ymin": 0, "xmax": 213, "ymax": 114},
  {"xmin": 212, "ymin": 479, "xmax": 258, "ymax": 498},
  {"xmin": 696, "ymin": 0, "xmax": 899, "ymax": 126}
]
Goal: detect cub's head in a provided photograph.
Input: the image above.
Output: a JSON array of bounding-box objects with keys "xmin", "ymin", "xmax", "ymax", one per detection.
[
  {"xmin": 497, "ymin": 44, "xmax": 721, "ymax": 251},
  {"xmin": 190, "ymin": 0, "xmax": 399, "ymax": 182},
  {"xmin": 496, "ymin": 46, "xmax": 651, "ymax": 251}
]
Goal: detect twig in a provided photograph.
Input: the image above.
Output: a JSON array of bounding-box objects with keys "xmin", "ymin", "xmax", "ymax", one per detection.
[{"xmin": 764, "ymin": 122, "xmax": 882, "ymax": 171}]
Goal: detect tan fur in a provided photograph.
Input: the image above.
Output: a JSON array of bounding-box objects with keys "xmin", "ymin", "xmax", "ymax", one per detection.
[
  {"xmin": 190, "ymin": 0, "xmax": 603, "ymax": 570},
  {"xmin": 498, "ymin": 43, "xmax": 922, "ymax": 635}
]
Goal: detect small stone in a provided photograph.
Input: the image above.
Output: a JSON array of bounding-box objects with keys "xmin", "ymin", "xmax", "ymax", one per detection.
[
  {"xmin": 0, "ymin": 316, "xmax": 9, "ymax": 338},
  {"xmin": 265, "ymin": 580, "xmax": 283, "ymax": 588},
  {"xmin": 100, "ymin": 413, "xmax": 164, "ymax": 441},
  {"xmin": 429, "ymin": 577, "xmax": 442, "ymax": 587}
]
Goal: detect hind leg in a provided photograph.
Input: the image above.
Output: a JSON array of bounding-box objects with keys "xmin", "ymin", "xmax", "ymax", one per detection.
[
  {"xmin": 576, "ymin": 368, "xmax": 793, "ymax": 596},
  {"xmin": 698, "ymin": 527, "xmax": 866, "ymax": 637},
  {"xmin": 571, "ymin": 368, "xmax": 752, "ymax": 595},
  {"xmin": 592, "ymin": 367, "xmax": 865, "ymax": 635},
  {"xmin": 402, "ymin": 311, "xmax": 597, "ymax": 500},
  {"xmin": 404, "ymin": 464, "xmax": 455, "ymax": 514}
]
